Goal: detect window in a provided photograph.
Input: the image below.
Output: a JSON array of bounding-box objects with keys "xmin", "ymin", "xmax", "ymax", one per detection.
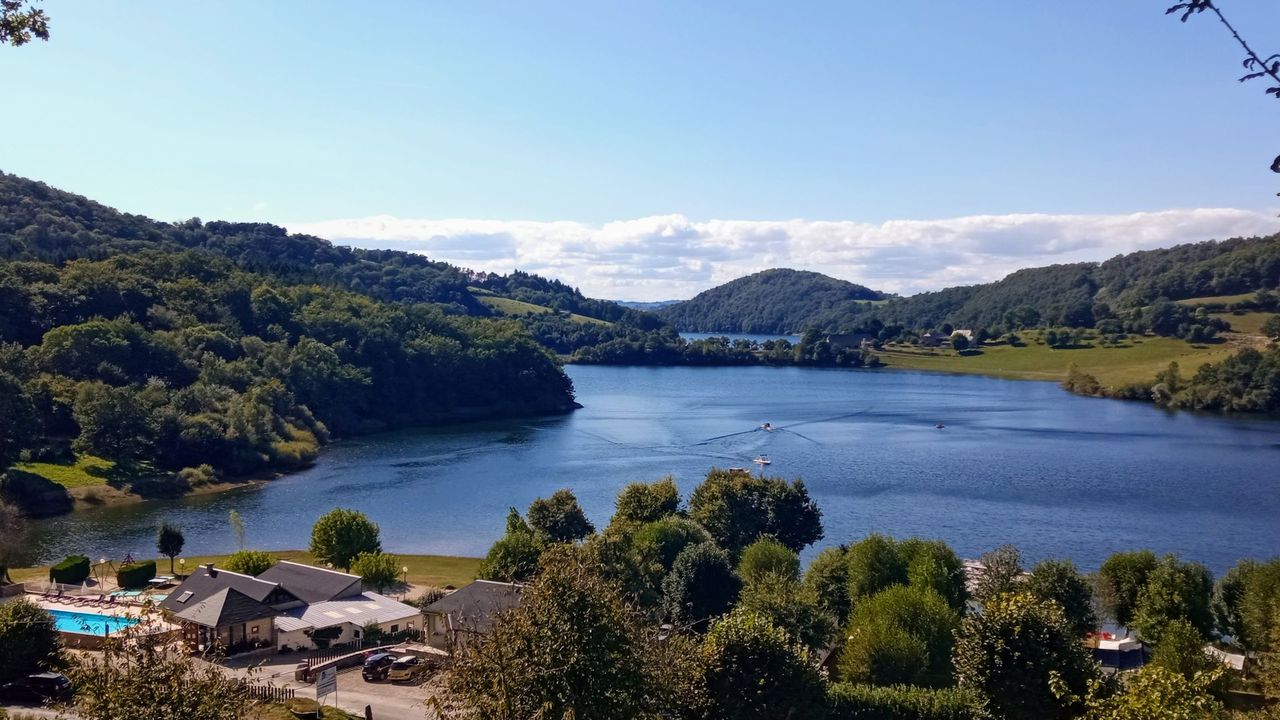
[
  {"xmin": 407, "ymin": 621, "xmax": 414, "ymax": 630},
  {"xmin": 390, "ymin": 624, "xmax": 398, "ymax": 633},
  {"xmin": 250, "ymin": 625, "xmax": 259, "ymax": 635}
]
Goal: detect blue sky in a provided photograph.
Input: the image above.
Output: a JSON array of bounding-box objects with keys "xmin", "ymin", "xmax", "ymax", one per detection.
[{"xmin": 4, "ymin": 1, "xmax": 1279, "ymax": 298}]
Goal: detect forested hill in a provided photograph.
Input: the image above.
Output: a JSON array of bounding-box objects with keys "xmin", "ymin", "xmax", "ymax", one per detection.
[
  {"xmin": 0, "ymin": 173, "xmax": 578, "ymax": 494},
  {"xmin": 658, "ymin": 269, "xmax": 886, "ymax": 333}
]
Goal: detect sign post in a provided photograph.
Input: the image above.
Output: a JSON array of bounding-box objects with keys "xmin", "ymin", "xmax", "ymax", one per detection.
[{"xmin": 315, "ymin": 666, "xmax": 337, "ymax": 711}]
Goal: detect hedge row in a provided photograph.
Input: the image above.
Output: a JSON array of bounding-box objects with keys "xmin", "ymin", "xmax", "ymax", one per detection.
[
  {"xmin": 827, "ymin": 683, "xmax": 985, "ymax": 720},
  {"xmin": 116, "ymin": 560, "xmax": 157, "ymax": 589},
  {"xmin": 49, "ymin": 555, "xmax": 90, "ymax": 584}
]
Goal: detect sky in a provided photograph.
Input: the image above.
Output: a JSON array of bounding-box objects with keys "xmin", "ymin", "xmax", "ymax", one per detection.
[{"xmin": 3, "ymin": 1, "xmax": 1279, "ymax": 300}]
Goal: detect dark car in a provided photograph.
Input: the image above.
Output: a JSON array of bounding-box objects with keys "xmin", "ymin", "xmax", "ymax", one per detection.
[
  {"xmin": 361, "ymin": 652, "xmax": 396, "ymax": 681},
  {"xmin": 0, "ymin": 672, "xmax": 74, "ymax": 703}
]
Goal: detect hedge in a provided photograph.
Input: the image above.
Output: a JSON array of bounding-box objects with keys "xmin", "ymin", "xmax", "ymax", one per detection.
[
  {"xmin": 827, "ymin": 683, "xmax": 985, "ymax": 720},
  {"xmin": 116, "ymin": 560, "xmax": 157, "ymax": 589},
  {"xmin": 49, "ymin": 555, "xmax": 90, "ymax": 584}
]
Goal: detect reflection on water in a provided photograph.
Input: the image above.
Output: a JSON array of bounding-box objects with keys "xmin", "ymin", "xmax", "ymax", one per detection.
[{"xmin": 26, "ymin": 365, "xmax": 1280, "ymax": 573}]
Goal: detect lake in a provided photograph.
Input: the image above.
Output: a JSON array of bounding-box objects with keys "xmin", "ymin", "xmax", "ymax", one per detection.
[{"xmin": 24, "ymin": 365, "xmax": 1280, "ymax": 573}]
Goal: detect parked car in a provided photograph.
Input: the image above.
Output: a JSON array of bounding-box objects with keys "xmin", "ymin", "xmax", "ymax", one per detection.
[
  {"xmin": 386, "ymin": 655, "xmax": 425, "ymax": 682},
  {"xmin": 361, "ymin": 652, "xmax": 396, "ymax": 681},
  {"xmin": 0, "ymin": 672, "xmax": 74, "ymax": 703}
]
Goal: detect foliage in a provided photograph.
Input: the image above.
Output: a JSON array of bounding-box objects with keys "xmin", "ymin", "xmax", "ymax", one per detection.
[
  {"xmin": 1098, "ymin": 550, "xmax": 1159, "ymax": 627},
  {"xmin": 49, "ymin": 554, "xmax": 90, "ymax": 584},
  {"xmin": 661, "ymin": 542, "xmax": 741, "ymax": 627},
  {"xmin": 68, "ymin": 605, "xmax": 253, "ymax": 720},
  {"xmin": 221, "ymin": 549, "xmax": 276, "ymax": 577},
  {"xmin": 527, "ymin": 488, "xmax": 595, "ymax": 544},
  {"xmin": 1151, "ymin": 619, "xmax": 1218, "ymax": 681},
  {"xmin": 476, "ymin": 523, "xmax": 543, "ymax": 583},
  {"xmin": 1264, "ymin": 314, "xmax": 1280, "ymax": 339},
  {"xmin": 0, "ymin": 599, "xmax": 59, "ymax": 683},
  {"xmin": 1236, "ymin": 559, "xmax": 1280, "ymax": 653},
  {"xmin": 156, "ymin": 523, "xmax": 184, "ymax": 574},
  {"xmin": 349, "ymin": 551, "xmax": 400, "ymax": 591},
  {"xmin": 971, "ymin": 544, "xmax": 1023, "ymax": 605},
  {"xmin": 689, "ymin": 468, "xmax": 823, "ymax": 554},
  {"xmin": 632, "ymin": 516, "xmax": 711, "ymax": 576},
  {"xmin": 826, "ymin": 683, "xmax": 985, "ymax": 720},
  {"xmin": 308, "ymin": 508, "xmax": 381, "ymax": 571},
  {"xmin": 804, "ymin": 545, "xmax": 852, "ymax": 623},
  {"xmin": 659, "ymin": 268, "xmax": 884, "ymax": 334},
  {"xmin": 950, "ymin": 333, "xmax": 970, "ymax": 352},
  {"xmin": 953, "ymin": 592, "xmax": 1099, "ymax": 720},
  {"xmin": 696, "ymin": 609, "xmax": 829, "ymax": 720},
  {"xmin": 1132, "ymin": 555, "xmax": 1215, "ymax": 645},
  {"xmin": 0, "ymin": 0, "xmax": 49, "ymax": 46},
  {"xmin": 737, "ymin": 536, "xmax": 800, "ymax": 585},
  {"xmin": 845, "ymin": 534, "xmax": 907, "ymax": 605},
  {"xmin": 901, "ymin": 538, "xmax": 968, "ymax": 613},
  {"xmin": 1025, "ymin": 559, "xmax": 1098, "ymax": 637},
  {"xmin": 736, "ymin": 572, "xmax": 837, "ymax": 651},
  {"xmin": 116, "ymin": 559, "xmax": 156, "ymax": 589},
  {"xmin": 839, "ymin": 585, "xmax": 959, "ymax": 688},
  {"xmin": 610, "ymin": 476, "xmax": 680, "ymax": 527},
  {"xmin": 1155, "ymin": 346, "xmax": 1280, "ymax": 413},
  {"xmin": 1081, "ymin": 664, "xmax": 1226, "ymax": 720},
  {"xmin": 228, "ymin": 509, "xmax": 245, "ymax": 550},
  {"xmin": 0, "ymin": 501, "xmax": 23, "ymax": 583}
]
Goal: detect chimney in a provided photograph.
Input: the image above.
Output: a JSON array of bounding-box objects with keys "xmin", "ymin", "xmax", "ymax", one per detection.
[{"xmin": 204, "ymin": 563, "xmax": 216, "ymax": 577}]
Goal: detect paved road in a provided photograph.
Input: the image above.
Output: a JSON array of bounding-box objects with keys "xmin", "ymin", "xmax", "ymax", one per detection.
[{"xmin": 223, "ymin": 655, "xmax": 437, "ymax": 720}]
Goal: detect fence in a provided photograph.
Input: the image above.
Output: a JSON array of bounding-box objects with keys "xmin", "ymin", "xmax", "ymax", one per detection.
[
  {"xmin": 243, "ymin": 683, "xmax": 295, "ymax": 703},
  {"xmin": 304, "ymin": 630, "xmax": 421, "ymax": 669}
]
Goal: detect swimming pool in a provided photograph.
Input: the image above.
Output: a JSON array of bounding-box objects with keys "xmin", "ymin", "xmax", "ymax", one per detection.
[{"xmin": 50, "ymin": 609, "xmax": 139, "ymax": 636}]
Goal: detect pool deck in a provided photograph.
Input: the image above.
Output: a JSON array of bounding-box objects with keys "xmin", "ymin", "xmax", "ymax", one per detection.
[{"xmin": 24, "ymin": 595, "xmax": 177, "ymax": 635}]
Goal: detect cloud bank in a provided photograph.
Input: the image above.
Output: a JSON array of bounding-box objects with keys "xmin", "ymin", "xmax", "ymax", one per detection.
[{"xmin": 288, "ymin": 208, "xmax": 1280, "ymax": 302}]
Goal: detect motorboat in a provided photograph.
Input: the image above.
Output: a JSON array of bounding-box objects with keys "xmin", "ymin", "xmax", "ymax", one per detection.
[{"xmin": 753, "ymin": 455, "xmax": 772, "ymax": 466}]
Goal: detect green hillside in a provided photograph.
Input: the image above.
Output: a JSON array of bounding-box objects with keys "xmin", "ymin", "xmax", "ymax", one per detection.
[{"xmin": 659, "ymin": 268, "xmax": 885, "ymax": 333}]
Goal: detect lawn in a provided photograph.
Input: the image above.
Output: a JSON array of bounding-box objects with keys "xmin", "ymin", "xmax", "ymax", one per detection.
[
  {"xmin": 1175, "ymin": 292, "xmax": 1259, "ymax": 306},
  {"xmin": 11, "ymin": 455, "xmax": 116, "ymax": 488},
  {"xmin": 1211, "ymin": 311, "xmax": 1276, "ymax": 336},
  {"xmin": 9, "ymin": 550, "xmax": 481, "ymax": 589},
  {"xmin": 476, "ymin": 294, "xmax": 611, "ymax": 325},
  {"xmin": 877, "ymin": 334, "xmax": 1238, "ymax": 387}
]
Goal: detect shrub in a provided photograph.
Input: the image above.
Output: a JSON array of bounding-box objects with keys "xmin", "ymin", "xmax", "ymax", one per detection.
[
  {"xmin": 49, "ymin": 555, "xmax": 90, "ymax": 584},
  {"xmin": 116, "ymin": 560, "xmax": 157, "ymax": 589},
  {"xmin": 0, "ymin": 599, "xmax": 60, "ymax": 683},
  {"xmin": 350, "ymin": 551, "xmax": 400, "ymax": 591},
  {"xmin": 177, "ymin": 464, "xmax": 218, "ymax": 487},
  {"xmin": 738, "ymin": 536, "xmax": 800, "ymax": 585},
  {"xmin": 827, "ymin": 683, "xmax": 984, "ymax": 720},
  {"xmin": 221, "ymin": 549, "xmax": 276, "ymax": 576}
]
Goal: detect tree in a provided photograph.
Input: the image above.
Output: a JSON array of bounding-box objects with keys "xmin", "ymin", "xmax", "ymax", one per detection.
[
  {"xmin": 662, "ymin": 542, "xmax": 741, "ymax": 627},
  {"xmin": 972, "ymin": 544, "xmax": 1023, "ymax": 604},
  {"xmin": 697, "ymin": 609, "xmax": 827, "ymax": 720},
  {"xmin": 1151, "ymin": 619, "xmax": 1218, "ymax": 681},
  {"xmin": 954, "ymin": 592, "xmax": 1099, "ymax": 720},
  {"xmin": 221, "ymin": 549, "xmax": 276, "ymax": 577},
  {"xmin": 527, "ymin": 488, "xmax": 595, "ymax": 544},
  {"xmin": 839, "ymin": 584, "xmax": 959, "ymax": 688},
  {"xmin": 1098, "ymin": 550, "xmax": 1159, "ymax": 627},
  {"xmin": 0, "ymin": 0, "xmax": 50, "ymax": 46},
  {"xmin": 900, "ymin": 537, "xmax": 968, "ymax": 612},
  {"xmin": 0, "ymin": 501, "xmax": 25, "ymax": 584},
  {"xmin": 844, "ymin": 534, "xmax": 907, "ymax": 605},
  {"xmin": 950, "ymin": 332, "xmax": 970, "ymax": 352},
  {"xmin": 611, "ymin": 476, "xmax": 680, "ymax": 527},
  {"xmin": 448, "ymin": 545, "xmax": 658, "ymax": 720},
  {"xmin": 1025, "ymin": 559, "xmax": 1098, "ymax": 637},
  {"xmin": 155, "ymin": 523, "xmax": 184, "ymax": 575},
  {"xmin": 737, "ymin": 536, "xmax": 800, "ymax": 586},
  {"xmin": 0, "ymin": 599, "xmax": 59, "ymax": 683},
  {"xmin": 476, "ymin": 531, "xmax": 543, "ymax": 583},
  {"xmin": 736, "ymin": 573, "xmax": 836, "ymax": 651},
  {"xmin": 308, "ymin": 508, "xmax": 381, "ymax": 571},
  {"xmin": 1132, "ymin": 555, "xmax": 1214, "ymax": 645},
  {"xmin": 1237, "ymin": 559, "xmax": 1280, "ymax": 654},
  {"xmin": 689, "ymin": 468, "xmax": 822, "ymax": 555},
  {"xmin": 228, "ymin": 509, "xmax": 245, "ymax": 550},
  {"xmin": 350, "ymin": 551, "xmax": 400, "ymax": 592},
  {"xmin": 803, "ymin": 546, "xmax": 851, "ymax": 623},
  {"xmin": 1264, "ymin": 314, "xmax": 1280, "ymax": 340},
  {"xmin": 72, "ymin": 381, "xmax": 152, "ymax": 460},
  {"xmin": 1082, "ymin": 664, "xmax": 1226, "ymax": 720},
  {"xmin": 632, "ymin": 516, "xmax": 711, "ymax": 574},
  {"xmin": 1211, "ymin": 558, "xmax": 1256, "ymax": 645},
  {"xmin": 0, "ymin": 372, "xmax": 35, "ymax": 465}
]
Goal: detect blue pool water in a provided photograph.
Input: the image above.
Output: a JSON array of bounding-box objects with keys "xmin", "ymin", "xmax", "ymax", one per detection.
[{"xmin": 50, "ymin": 609, "xmax": 139, "ymax": 635}]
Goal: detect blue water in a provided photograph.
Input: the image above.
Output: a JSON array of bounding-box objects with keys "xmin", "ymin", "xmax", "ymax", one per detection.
[
  {"xmin": 25, "ymin": 365, "xmax": 1280, "ymax": 573},
  {"xmin": 50, "ymin": 609, "xmax": 139, "ymax": 635}
]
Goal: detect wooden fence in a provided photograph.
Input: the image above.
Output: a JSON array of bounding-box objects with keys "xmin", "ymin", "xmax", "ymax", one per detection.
[
  {"xmin": 243, "ymin": 683, "xmax": 295, "ymax": 703},
  {"xmin": 304, "ymin": 630, "xmax": 420, "ymax": 669}
]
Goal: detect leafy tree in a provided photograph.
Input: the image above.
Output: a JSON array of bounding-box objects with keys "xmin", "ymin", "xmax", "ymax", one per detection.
[
  {"xmin": 0, "ymin": 371, "xmax": 34, "ymax": 464},
  {"xmin": 737, "ymin": 536, "xmax": 800, "ymax": 585},
  {"xmin": 839, "ymin": 584, "xmax": 959, "ymax": 688},
  {"xmin": 0, "ymin": 599, "xmax": 59, "ymax": 683},
  {"xmin": 308, "ymin": 508, "xmax": 381, "ymax": 571},
  {"xmin": 0, "ymin": 0, "xmax": 50, "ymax": 46},
  {"xmin": 1211, "ymin": 558, "xmax": 1256, "ymax": 645},
  {"xmin": 350, "ymin": 551, "xmax": 400, "ymax": 592},
  {"xmin": 1237, "ymin": 559, "xmax": 1280, "ymax": 654},
  {"xmin": 476, "ymin": 531, "xmax": 543, "ymax": 583},
  {"xmin": 448, "ymin": 545, "xmax": 659, "ymax": 720},
  {"xmin": 1263, "ymin": 314, "xmax": 1280, "ymax": 340},
  {"xmin": 611, "ymin": 476, "xmax": 680, "ymax": 527},
  {"xmin": 696, "ymin": 609, "xmax": 828, "ymax": 720},
  {"xmin": 845, "ymin": 533, "xmax": 907, "ymax": 605},
  {"xmin": 72, "ymin": 381, "xmax": 152, "ymax": 459},
  {"xmin": 1082, "ymin": 664, "xmax": 1226, "ymax": 720},
  {"xmin": 1098, "ymin": 550, "xmax": 1159, "ymax": 627},
  {"xmin": 972, "ymin": 544, "xmax": 1023, "ymax": 604},
  {"xmin": 155, "ymin": 523, "xmax": 184, "ymax": 575},
  {"xmin": 0, "ymin": 501, "xmax": 25, "ymax": 584},
  {"xmin": 954, "ymin": 592, "xmax": 1099, "ymax": 720},
  {"xmin": 632, "ymin": 516, "xmax": 711, "ymax": 574},
  {"xmin": 662, "ymin": 542, "xmax": 741, "ymax": 627},
  {"xmin": 1151, "ymin": 619, "xmax": 1217, "ymax": 682},
  {"xmin": 950, "ymin": 332, "xmax": 970, "ymax": 352},
  {"xmin": 803, "ymin": 546, "xmax": 851, "ymax": 623},
  {"xmin": 1132, "ymin": 555, "xmax": 1214, "ymax": 645},
  {"xmin": 736, "ymin": 573, "xmax": 837, "ymax": 651},
  {"xmin": 527, "ymin": 488, "xmax": 595, "ymax": 544},
  {"xmin": 900, "ymin": 537, "xmax": 968, "ymax": 612},
  {"xmin": 220, "ymin": 549, "xmax": 276, "ymax": 577},
  {"xmin": 1025, "ymin": 559, "xmax": 1098, "ymax": 637},
  {"xmin": 228, "ymin": 509, "xmax": 245, "ymax": 550},
  {"xmin": 689, "ymin": 468, "xmax": 823, "ymax": 554}
]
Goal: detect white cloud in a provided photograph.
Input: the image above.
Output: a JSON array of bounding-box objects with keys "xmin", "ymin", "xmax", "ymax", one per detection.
[{"xmin": 287, "ymin": 208, "xmax": 1280, "ymax": 302}]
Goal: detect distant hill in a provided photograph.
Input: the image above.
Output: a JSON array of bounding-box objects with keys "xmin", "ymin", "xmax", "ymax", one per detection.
[
  {"xmin": 615, "ymin": 299, "xmax": 682, "ymax": 311},
  {"xmin": 658, "ymin": 269, "xmax": 885, "ymax": 333}
]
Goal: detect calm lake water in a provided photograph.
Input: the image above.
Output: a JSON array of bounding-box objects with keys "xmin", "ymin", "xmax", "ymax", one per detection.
[{"xmin": 24, "ymin": 365, "xmax": 1280, "ymax": 573}]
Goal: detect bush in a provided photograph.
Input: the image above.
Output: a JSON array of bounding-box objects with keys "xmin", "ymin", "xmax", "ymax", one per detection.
[
  {"xmin": 116, "ymin": 560, "xmax": 157, "ymax": 589},
  {"xmin": 221, "ymin": 549, "xmax": 276, "ymax": 576},
  {"xmin": 350, "ymin": 551, "xmax": 400, "ymax": 591},
  {"xmin": 177, "ymin": 464, "xmax": 218, "ymax": 487},
  {"xmin": 827, "ymin": 683, "xmax": 984, "ymax": 720},
  {"xmin": 0, "ymin": 599, "xmax": 60, "ymax": 683},
  {"xmin": 49, "ymin": 554, "xmax": 90, "ymax": 584},
  {"xmin": 738, "ymin": 536, "xmax": 800, "ymax": 585}
]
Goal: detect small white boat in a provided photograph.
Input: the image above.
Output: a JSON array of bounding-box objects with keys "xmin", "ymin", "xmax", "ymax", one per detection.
[
  {"xmin": 753, "ymin": 455, "xmax": 772, "ymax": 466},
  {"xmin": 760, "ymin": 422, "xmax": 774, "ymax": 432}
]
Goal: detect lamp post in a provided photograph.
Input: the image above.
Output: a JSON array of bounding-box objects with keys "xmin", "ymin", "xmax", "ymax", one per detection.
[
  {"xmin": 178, "ymin": 558, "xmax": 186, "ymax": 578},
  {"xmin": 96, "ymin": 558, "xmax": 107, "ymax": 589}
]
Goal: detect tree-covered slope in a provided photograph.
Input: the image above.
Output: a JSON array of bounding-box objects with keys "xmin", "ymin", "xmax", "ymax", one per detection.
[{"xmin": 658, "ymin": 269, "xmax": 885, "ymax": 333}]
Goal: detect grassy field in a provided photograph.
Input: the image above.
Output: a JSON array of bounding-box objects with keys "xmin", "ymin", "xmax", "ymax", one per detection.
[
  {"xmin": 11, "ymin": 455, "xmax": 116, "ymax": 488},
  {"xmin": 878, "ymin": 334, "xmax": 1238, "ymax": 386},
  {"xmin": 1211, "ymin": 311, "xmax": 1276, "ymax": 336},
  {"xmin": 1175, "ymin": 292, "xmax": 1258, "ymax": 306},
  {"xmin": 475, "ymin": 294, "xmax": 610, "ymax": 325},
  {"xmin": 10, "ymin": 550, "xmax": 482, "ymax": 589}
]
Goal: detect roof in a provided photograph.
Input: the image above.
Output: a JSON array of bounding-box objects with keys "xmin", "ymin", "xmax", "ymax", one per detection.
[
  {"xmin": 258, "ymin": 561, "xmax": 363, "ymax": 604},
  {"xmin": 173, "ymin": 587, "xmax": 278, "ymax": 628},
  {"xmin": 423, "ymin": 580, "xmax": 524, "ymax": 634},
  {"xmin": 161, "ymin": 564, "xmax": 296, "ymax": 614},
  {"xmin": 275, "ymin": 592, "xmax": 418, "ymax": 633}
]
